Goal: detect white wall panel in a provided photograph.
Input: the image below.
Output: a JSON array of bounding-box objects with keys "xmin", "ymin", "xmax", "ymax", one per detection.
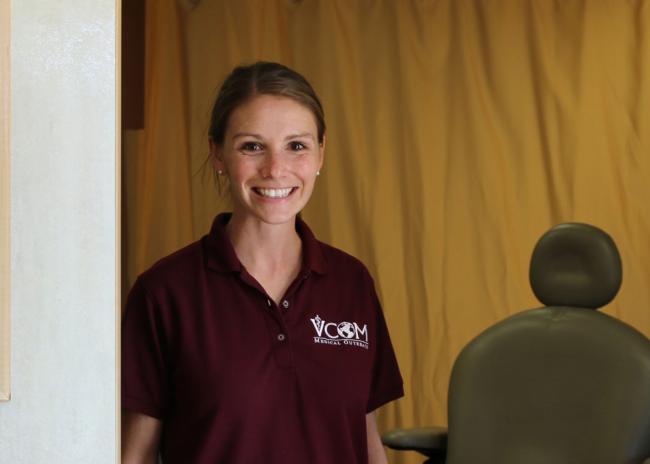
[{"xmin": 0, "ymin": 0, "xmax": 117, "ymax": 462}]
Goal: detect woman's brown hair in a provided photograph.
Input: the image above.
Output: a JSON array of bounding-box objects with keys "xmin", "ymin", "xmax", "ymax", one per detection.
[{"xmin": 208, "ymin": 61, "xmax": 326, "ymax": 147}]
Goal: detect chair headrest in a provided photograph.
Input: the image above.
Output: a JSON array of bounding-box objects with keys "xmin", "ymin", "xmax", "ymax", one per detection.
[{"xmin": 529, "ymin": 223, "xmax": 622, "ymax": 309}]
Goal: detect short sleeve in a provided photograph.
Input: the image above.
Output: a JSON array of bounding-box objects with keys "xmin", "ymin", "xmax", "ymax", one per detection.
[
  {"xmin": 366, "ymin": 285, "xmax": 404, "ymax": 413},
  {"xmin": 121, "ymin": 278, "xmax": 169, "ymax": 419}
]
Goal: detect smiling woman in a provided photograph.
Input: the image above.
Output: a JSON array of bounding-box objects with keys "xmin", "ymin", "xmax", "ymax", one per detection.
[{"xmin": 121, "ymin": 62, "xmax": 403, "ymax": 464}]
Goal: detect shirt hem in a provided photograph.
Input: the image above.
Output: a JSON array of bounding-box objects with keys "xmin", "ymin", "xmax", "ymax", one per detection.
[
  {"xmin": 122, "ymin": 395, "xmax": 165, "ymax": 420},
  {"xmin": 367, "ymin": 382, "xmax": 405, "ymax": 413}
]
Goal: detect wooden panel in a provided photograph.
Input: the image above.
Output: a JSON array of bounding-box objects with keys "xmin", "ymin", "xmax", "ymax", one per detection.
[
  {"xmin": 0, "ymin": 0, "xmax": 11, "ymax": 402},
  {"xmin": 122, "ymin": 0, "xmax": 144, "ymax": 129}
]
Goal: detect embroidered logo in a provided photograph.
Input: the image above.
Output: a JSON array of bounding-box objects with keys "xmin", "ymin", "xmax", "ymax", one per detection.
[{"xmin": 310, "ymin": 315, "xmax": 369, "ymax": 349}]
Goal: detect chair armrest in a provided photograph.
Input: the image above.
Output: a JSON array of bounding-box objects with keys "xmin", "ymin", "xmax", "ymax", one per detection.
[{"xmin": 381, "ymin": 426, "xmax": 448, "ymax": 459}]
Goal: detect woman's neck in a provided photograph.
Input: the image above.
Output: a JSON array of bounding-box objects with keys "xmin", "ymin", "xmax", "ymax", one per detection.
[{"xmin": 225, "ymin": 213, "xmax": 303, "ymax": 281}]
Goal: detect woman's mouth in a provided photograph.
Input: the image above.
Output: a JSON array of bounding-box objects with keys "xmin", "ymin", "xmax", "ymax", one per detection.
[{"xmin": 253, "ymin": 187, "xmax": 296, "ymax": 199}]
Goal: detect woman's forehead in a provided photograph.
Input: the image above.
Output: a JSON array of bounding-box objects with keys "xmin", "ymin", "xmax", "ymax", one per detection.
[{"xmin": 226, "ymin": 95, "xmax": 319, "ymax": 136}]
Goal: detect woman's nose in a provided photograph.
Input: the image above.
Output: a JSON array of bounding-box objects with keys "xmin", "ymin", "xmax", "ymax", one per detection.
[{"xmin": 261, "ymin": 150, "xmax": 284, "ymax": 178}]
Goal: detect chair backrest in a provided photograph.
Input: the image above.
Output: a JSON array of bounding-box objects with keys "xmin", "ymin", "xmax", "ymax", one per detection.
[{"xmin": 446, "ymin": 223, "xmax": 650, "ymax": 464}]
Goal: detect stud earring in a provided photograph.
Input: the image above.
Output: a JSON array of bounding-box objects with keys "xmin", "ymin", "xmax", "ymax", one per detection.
[
  {"xmin": 316, "ymin": 170, "xmax": 320, "ymax": 176},
  {"xmin": 217, "ymin": 170, "xmax": 223, "ymax": 175}
]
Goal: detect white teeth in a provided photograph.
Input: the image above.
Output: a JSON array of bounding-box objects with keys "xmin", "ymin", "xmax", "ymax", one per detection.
[{"xmin": 256, "ymin": 187, "xmax": 293, "ymax": 198}]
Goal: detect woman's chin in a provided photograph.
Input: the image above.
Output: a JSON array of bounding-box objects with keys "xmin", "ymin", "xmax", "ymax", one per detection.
[{"xmin": 231, "ymin": 207, "xmax": 301, "ymax": 227}]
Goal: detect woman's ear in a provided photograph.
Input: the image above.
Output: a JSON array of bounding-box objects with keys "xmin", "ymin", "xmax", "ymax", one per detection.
[
  {"xmin": 318, "ymin": 135, "xmax": 326, "ymax": 171},
  {"xmin": 209, "ymin": 138, "xmax": 225, "ymax": 174}
]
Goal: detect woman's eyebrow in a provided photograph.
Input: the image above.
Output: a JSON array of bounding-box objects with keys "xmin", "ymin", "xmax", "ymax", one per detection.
[
  {"xmin": 232, "ymin": 132, "xmax": 263, "ymax": 140},
  {"xmin": 284, "ymin": 132, "xmax": 315, "ymax": 141}
]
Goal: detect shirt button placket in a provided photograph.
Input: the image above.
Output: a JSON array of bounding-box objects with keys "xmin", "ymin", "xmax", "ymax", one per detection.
[{"xmin": 264, "ymin": 296, "xmax": 292, "ymax": 366}]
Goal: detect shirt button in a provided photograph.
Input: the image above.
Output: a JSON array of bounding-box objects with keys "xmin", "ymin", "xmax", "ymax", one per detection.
[
  {"xmin": 282, "ymin": 300, "xmax": 290, "ymax": 309},
  {"xmin": 277, "ymin": 333, "xmax": 286, "ymax": 342}
]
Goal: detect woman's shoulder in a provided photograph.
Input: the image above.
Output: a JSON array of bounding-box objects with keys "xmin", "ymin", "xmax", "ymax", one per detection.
[
  {"xmin": 135, "ymin": 238, "xmax": 206, "ymax": 293},
  {"xmin": 316, "ymin": 240, "xmax": 374, "ymax": 282}
]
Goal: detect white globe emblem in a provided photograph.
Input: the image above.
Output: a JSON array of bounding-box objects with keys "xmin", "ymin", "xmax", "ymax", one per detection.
[{"xmin": 337, "ymin": 321, "xmax": 356, "ymax": 339}]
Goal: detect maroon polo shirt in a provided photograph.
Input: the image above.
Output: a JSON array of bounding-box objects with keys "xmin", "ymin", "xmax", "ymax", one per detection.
[{"xmin": 122, "ymin": 213, "xmax": 404, "ymax": 463}]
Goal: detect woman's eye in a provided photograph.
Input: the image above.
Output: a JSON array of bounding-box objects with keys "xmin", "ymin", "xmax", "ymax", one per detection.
[
  {"xmin": 241, "ymin": 142, "xmax": 263, "ymax": 153},
  {"xmin": 289, "ymin": 141, "xmax": 307, "ymax": 151}
]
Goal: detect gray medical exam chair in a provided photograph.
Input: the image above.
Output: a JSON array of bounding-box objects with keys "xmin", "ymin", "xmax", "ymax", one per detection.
[{"xmin": 383, "ymin": 223, "xmax": 650, "ymax": 464}]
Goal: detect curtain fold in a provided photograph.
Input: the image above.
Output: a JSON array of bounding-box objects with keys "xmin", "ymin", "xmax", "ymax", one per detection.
[
  {"xmin": 124, "ymin": 2, "xmax": 650, "ymax": 462},
  {"xmin": 123, "ymin": 0, "xmax": 194, "ymax": 292}
]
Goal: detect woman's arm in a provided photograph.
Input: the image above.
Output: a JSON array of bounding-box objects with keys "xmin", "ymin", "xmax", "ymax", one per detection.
[
  {"xmin": 366, "ymin": 411, "xmax": 389, "ymax": 464},
  {"xmin": 122, "ymin": 410, "xmax": 163, "ymax": 464}
]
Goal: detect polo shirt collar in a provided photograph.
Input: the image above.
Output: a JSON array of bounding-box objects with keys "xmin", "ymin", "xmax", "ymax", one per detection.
[
  {"xmin": 296, "ymin": 214, "xmax": 327, "ymax": 275},
  {"xmin": 205, "ymin": 213, "xmax": 327, "ymax": 275}
]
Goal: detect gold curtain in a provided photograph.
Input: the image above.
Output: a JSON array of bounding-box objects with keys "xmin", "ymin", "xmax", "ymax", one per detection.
[{"xmin": 123, "ymin": 1, "xmax": 650, "ymax": 462}]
